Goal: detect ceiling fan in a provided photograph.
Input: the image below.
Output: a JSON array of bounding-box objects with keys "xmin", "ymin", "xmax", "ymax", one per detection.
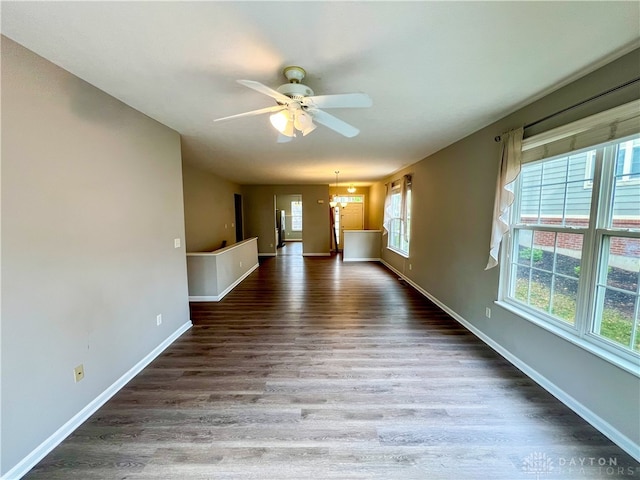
[{"xmin": 214, "ymin": 66, "xmax": 372, "ymax": 143}]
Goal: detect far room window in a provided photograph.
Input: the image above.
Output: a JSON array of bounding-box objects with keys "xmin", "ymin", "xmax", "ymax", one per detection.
[
  {"xmin": 387, "ymin": 175, "xmax": 412, "ymax": 255},
  {"xmin": 291, "ymin": 200, "xmax": 302, "ymax": 231}
]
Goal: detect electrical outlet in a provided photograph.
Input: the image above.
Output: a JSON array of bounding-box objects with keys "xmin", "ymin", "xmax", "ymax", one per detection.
[
  {"xmin": 409, "ymin": 264, "xmax": 412, "ymax": 270},
  {"xmin": 156, "ymin": 314, "xmax": 162, "ymax": 326},
  {"xmin": 485, "ymin": 307, "xmax": 491, "ymax": 318},
  {"xmin": 174, "ymin": 238, "xmax": 181, "ymax": 248},
  {"xmin": 239, "ymin": 261, "xmax": 243, "ymax": 268},
  {"xmin": 74, "ymin": 364, "xmax": 85, "ymax": 383}
]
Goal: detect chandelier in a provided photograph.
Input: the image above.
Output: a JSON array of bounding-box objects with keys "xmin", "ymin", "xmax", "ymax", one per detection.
[{"xmin": 329, "ymin": 171, "xmax": 348, "ymax": 208}]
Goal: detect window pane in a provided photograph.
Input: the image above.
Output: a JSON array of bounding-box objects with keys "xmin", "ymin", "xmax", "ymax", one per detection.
[
  {"xmin": 565, "ymin": 151, "xmax": 594, "ymax": 227},
  {"xmin": 335, "ymin": 195, "xmax": 364, "ymax": 203},
  {"xmin": 514, "ymin": 265, "xmax": 531, "ymax": 304},
  {"xmin": 552, "ymin": 276, "xmax": 578, "ymax": 323},
  {"xmin": 389, "ymin": 218, "xmax": 401, "ymax": 250},
  {"xmin": 592, "ymin": 236, "xmax": 640, "ymax": 352},
  {"xmin": 520, "ymin": 185, "xmax": 541, "ymax": 223},
  {"xmin": 611, "ymin": 140, "xmax": 640, "ymax": 230},
  {"xmin": 595, "ymin": 289, "xmax": 638, "ymax": 351},
  {"xmin": 530, "ymin": 271, "xmax": 552, "ymax": 312},
  {"xmin": 604, "ymin": 237, "xmax": 639, "ymax": 291},
  {"xmin": 291, "ymin": 201, "xmax": 302, "ymax": 231},
  {"xmin": 518, "ymin": 151, "xmax": 593, "ymax": 227},
  {"xmin": 509, "ymin": 229, "xmax": 581, "ymax": 325},
  {"xmin": 390, "ymin": 190, "xmax": 401, "ymax": 217},
  {"xmin": 516, "ymin": 229, "xmax": 534, "ymax": 265},
  {"xmin": 616, "ymin": 147, "xmax": 626, "ymax": 177},
  {"xmin": 632, "ymin": 145, "xmax": 640, "ymax": 175},
  {"xmin": 541, "ymin": 156, "xmax": 568, "ymax": 185},
  {"xmin": 530, "ymin": 230, "xmax": 553, "ymax": 275},
  {"xmin": 539, "ymin": 184, "xmax": 564, "ymax": 225},
  {"xmin": 554, "ymin": 233, "xmax": 583, "ymax": 277}
]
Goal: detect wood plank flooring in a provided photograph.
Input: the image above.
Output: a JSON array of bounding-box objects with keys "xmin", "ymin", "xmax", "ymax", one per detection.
[{"xmin": 24, "ymin": 255, "xmax": 639, "ymax": 479}]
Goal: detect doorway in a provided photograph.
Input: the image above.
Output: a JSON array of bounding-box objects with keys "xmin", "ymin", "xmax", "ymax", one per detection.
[
  {"xmin": 234, "ymin": 193, "xmax": 244, "ymax": 242},
  {"xmin": 275, "ymin": 194, "xmax": 303, "ymax": 256},
  {"xmin": 337, "ymin": 202, "xmax": 364, "ymax": 248}
]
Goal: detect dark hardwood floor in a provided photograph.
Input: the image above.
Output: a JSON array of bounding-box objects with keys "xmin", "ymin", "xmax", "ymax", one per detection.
[{"xmin": 25, "ymin": 255, "xmax": 639, "ymax": 479}]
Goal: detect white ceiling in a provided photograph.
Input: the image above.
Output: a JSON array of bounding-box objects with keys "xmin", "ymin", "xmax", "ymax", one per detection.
[{"xmin": 2, "ymin": 2, "xmax": 639, "ymax": 185}]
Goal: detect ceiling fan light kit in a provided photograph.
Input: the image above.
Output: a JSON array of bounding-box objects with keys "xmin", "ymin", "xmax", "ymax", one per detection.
[{"xmin": 214, "ymin": 66, "xmax": 372, "ymax": 140}]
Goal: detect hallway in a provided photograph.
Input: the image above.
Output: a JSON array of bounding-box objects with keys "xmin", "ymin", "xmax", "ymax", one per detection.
[{"xmin": 277, "ymin": 240, "xmax": 303, "ymax": 256}]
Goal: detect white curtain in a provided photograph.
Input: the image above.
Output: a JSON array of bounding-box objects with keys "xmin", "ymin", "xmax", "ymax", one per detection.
[
  {"xmin": 382, "ymin": 182, "xmax": 393, "ymax": 234},
  {"xmin": 400, "ymin": 175, "xmax": 411, "ymax": 236},
  {"xmin": 486, "ymin": 127, "xmax": 523, "ymax": 270}
]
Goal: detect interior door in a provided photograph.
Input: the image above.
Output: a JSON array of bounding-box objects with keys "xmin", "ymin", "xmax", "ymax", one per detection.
[{"xmin": 339, "ymin": 203, "xmax": 364, "ymax": 248}]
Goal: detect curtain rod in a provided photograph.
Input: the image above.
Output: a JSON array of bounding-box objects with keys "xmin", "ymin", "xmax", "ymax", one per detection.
[{"xmin": 494, "ymin": 76, "xmax": 640, "ymax": 142}]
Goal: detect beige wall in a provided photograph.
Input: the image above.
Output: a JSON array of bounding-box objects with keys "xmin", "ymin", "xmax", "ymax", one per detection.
[
  {"xmin": 1, "ymin": 37, "xmax": 190, "ymax": 476},
  {"xmin": 367, "ymin": 183, "xmax": 385, "ymax": 230},
  {"xmin": 182, "ymin": 162, "xmax": 241, "ymax": 252},
  {"xmin": 373, "ymin": 48, "xmax": 640, "ymax": 451},
  {"xmin": 243, "ymin": 185, "xmax": 330, "ymax": 255}
]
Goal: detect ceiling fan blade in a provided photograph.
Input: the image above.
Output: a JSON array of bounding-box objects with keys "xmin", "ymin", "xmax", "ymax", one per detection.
[
  {"xmin": 237, "ymin": 80, "xmax": 292, "ymax": 105},
  {"xmin": 214, "ymin": 105, "xmax": 285, "ymax": 122},
  {"xmin": 311, "ymin": 110, "xmax": 360, "ymax": 138},
  {"xmin": 304, "ymin": 93, "xmax": 372, "ymax": 109}
]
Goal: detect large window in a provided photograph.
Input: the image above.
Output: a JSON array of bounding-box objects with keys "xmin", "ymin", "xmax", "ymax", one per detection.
[
  {"xmin": 387, "ymin": 175, "xmax": 412, "ymax": 255},
  {"xmin": 502, "ymin": 134, "xmax": 640, "ymax": 362}
]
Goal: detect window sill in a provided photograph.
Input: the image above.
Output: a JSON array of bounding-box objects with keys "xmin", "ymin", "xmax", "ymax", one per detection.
[
  {"xmin": 386, "ymin": 246, "xmax": 409, "ymax": 259},
  {"xmin": 495, "ymin": 300, "xmax": 640, "ymax": 378}
]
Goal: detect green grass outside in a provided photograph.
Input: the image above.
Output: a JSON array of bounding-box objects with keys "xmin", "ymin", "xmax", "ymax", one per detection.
[{"xmin": 515, "ymin": 279, "xmax": 639, "ymax": 352}]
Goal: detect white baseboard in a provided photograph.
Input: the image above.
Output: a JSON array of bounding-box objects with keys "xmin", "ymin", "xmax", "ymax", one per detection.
[
  {"xmin": 188, "ymin": 262, "xmax": 258, "ymax": 302},
  {"xmin": 380, "ymin": 260, "xmax": 640, "ymax": 463},
  {"xmin": 1, "ymin": 320, "xmax": 192, "ymax": 480},
  {"xmin": 302, "ymin": 253, "xmax": 331, "ymax": 257},
  {"xmin": 343, "ymin": 257, "xmax": 381, "ymax": 262}
]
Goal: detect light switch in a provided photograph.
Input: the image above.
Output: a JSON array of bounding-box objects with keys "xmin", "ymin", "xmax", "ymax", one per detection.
[{"xmin": 174, "ymin": 238, "xmax": 181, "ymax": 248}]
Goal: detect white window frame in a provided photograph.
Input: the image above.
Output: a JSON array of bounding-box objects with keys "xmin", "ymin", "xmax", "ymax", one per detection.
[
  {"xmin": 498, "ymin": 128, "xmax": 640, "ymax": 376},
  {"xmin": 583, "ymin": 149, "xmax": 596, "ymax": 189}
]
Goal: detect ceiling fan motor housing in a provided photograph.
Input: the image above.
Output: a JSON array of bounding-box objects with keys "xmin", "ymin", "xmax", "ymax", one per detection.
[{"xmin": 276, "ymin": 82, "xmax": 314, "ymax": 100}]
